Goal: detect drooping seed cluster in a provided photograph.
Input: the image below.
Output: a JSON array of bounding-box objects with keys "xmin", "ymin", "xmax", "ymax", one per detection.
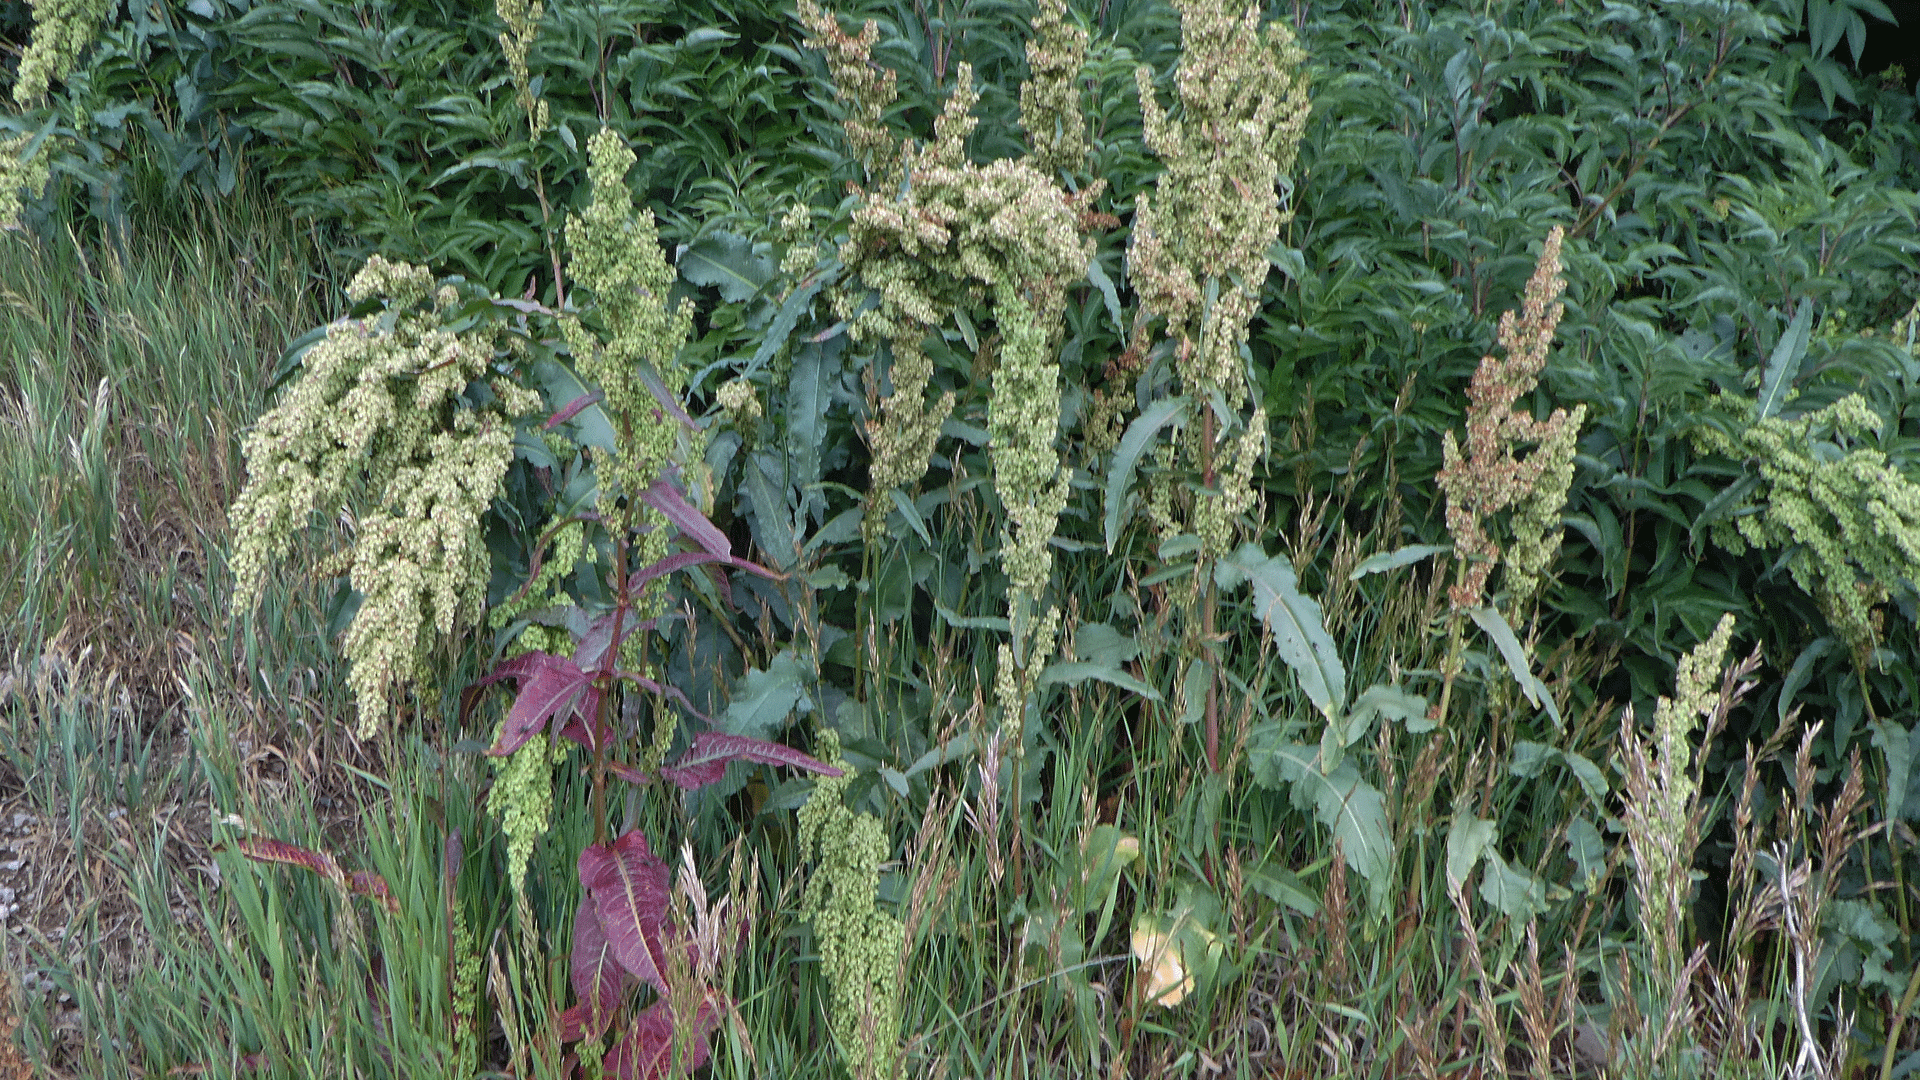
[
  {"xmin": 1126, "ymin": 0, "xmax": 1310, "ymax": 560},
  {"xmin": 1436, "ymin": 226, "xmax": 1587, "ymax": 614},
  {"xmin": 11, "ymin": 0, "xmax": 114, "ymax": 104},
  {"xmin": 228, "ymin": 255, "xmax": 540, "ymax": 736},
  {"xmin": 1693, "ymin": 391, "xmax": 1920, "ymax": 657},
  {"xmin": 0, "ymin": 134, "xmax": 52, "ymax": 230},
  {"xmin": 799, "ymin": 731, "xmax": 905, "ymax": 1080},
  {"xmin": 1019, "ymin": 0, "xmax": 1089, "ymax": 178}
]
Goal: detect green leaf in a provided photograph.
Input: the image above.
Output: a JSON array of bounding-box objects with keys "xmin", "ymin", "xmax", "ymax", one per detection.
[
  {"xmin": 1465, "ymin": 606, "xmax": 1559, "ymax": 727},
  {"xmin": 1870, "ymin": 720, "xmax": 1917, "ymax": 823},
  {"xmin": 1246, "ymin": 862, "xmax": 1319, "ymax": 916},
  {"xmin": 680, "ymin": 231, "xmax": 774, "ymax": 303},
  {"xmin": 1757, "ymin": 298, "xmax": 1814, "ymax": 419},
  {"xmin": 1567, "ymin": 816, "xmax": 1608, "ymax": 891},
  {"xmin": 1179, "ymin": 660, "xmax": 1210, "ymax": 726},
  {"xmin": 1084, "ymin": 255, "xmax": 1125, "ymax": 338},
  {"xmin": 1348, "ymin": 544, "xmax": 1450, "ymax": 580},
  {"xmin": 1446, "ymin": 813, "xmax": 1498, "ymax": 888},
  {"xmin": 1222, "ymin": 544, "xmax": 1347, "ymax": 720},
  {"xmin": 1349, "ymin": 684, "xmax": 1432, "ymax": 738},
  {"xmin": 720, "ymin": 651, "xmax": 812, "ymax": 739},
  {"xmin": 1037, "ymin": 662, "xmax": 1163, "ymax": 701},
  {"xmin": 1073, "ymin": 624, "xmax": 1140, "ymax": 668},
  {"xmin": 1246, "ymin": 733, "xmax": 1391, "ymax": 908},
  {"xmin": 1104, "ymin": 396, "xmax": 1189, "ymax": 553},
  {"xmin": 931, "ymin": 600, "xmax": 1011, "ymax": 632},
  {"xmin": 1779, "ymin": 636, "xmax": 1834, "ymax": 724},
  {"xmin": 531, "ymin": 358, "xmax": 617, "ymax": 451},
  {"xmin": 785, "ymin": 338, "xmax": 839, "ymax": 495},
  {"xmin": 1478, "ymin": 853, "xmax": 1553, "ymax": 921}
]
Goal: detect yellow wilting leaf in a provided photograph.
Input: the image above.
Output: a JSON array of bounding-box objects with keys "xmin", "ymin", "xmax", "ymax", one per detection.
[{"xmin": 1130, "ymin": 924, "xmax": 1192, "ymax": 1007}]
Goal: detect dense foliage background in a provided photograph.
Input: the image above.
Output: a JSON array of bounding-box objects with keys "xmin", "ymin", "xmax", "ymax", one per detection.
[{"xmin": 5, "ymin": 0, "xmax": 1920, "ymax": 1075}]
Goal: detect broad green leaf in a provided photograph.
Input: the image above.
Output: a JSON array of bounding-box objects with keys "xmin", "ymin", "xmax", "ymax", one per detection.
[
  {"xmin": 1348, "ymin": 684, "xmax": 1432, "ymax": 739},
  {"xmin": 1104, "ymin": 396, "xmax": 1189, "ymax": 552},
  {"xmin": 1348, "ymin": 544, "xmax": 1450, "ymax": 580},
  {"xmin": 1478, "ymin": 853, "xmax": 1554, "ymax": 921},
  {"xmin": 720, "ymin": 651, "xmax": 811, "ymax": 739},
  {"xmin": 1567, "ymin": 816, "xmax": 1607, "ymax": 891},
  {"xmin": 1074, "ymin": 623, "xmax": 1140, "ymax": 668},
  {"xmin": 931, "ymin": 600, "xmax": 1011, "ymax": 632},
  {"xmin": 1757, "ymin": 298, "xmax": 1813, "ymax": 419},
  {"xmin": 1246, "ymin": 862, "xmax": 1320, "ymax": 916},
  {"xmin": 1446, "ymin": 813, "xmax": 1498, "ymax": 888},
  {"xmin": 1246, "ymin": 734, "xmax": 1391, "ymax": 908},
  {"xmin": 531, "ymin": 358, "xmax": 617, "ymax": 451},
  {"xmin": 785, "ymin": 338, "xmax": 839, "ymax": 494},
  {"xmin": 1870, "ymin": 720, "xmax": 1917, "ymax": 823},
  {"xmin": 679, "ymin": 231, "xmax": 775, "ymax": 303},
  {"xmin": 1037, "ymin": 662, "xmax": 1163, "ymax": 701},
  {"xmin": 1223, "ymin": 544, "xmax": 1347, "ymax": 720},
  {"xmin": 1465, "ymin": 606, "xmax": 1559, "ymax": 727}
]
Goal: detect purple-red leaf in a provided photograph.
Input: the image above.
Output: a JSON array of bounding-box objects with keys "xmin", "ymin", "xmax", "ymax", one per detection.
[
  {"xmin": 558, "ymin": 899, "xmax": 627, "ymax": 1043},
  {"xmin": 657, "ymin": 733, "xmax": 844, "ymax": 791},
  {"xmin": 347, "ymin": 871, "xmax": 400, "ymax": 914},
  {"xmin": 238, "ymin": 838, "xmax": 342, "ymax": 882},
  {"xmin": 545, "ymin": 390, "xmax": 605, "ymax": 430},
  {"xmin": 606, "ymin": 996, "xmax": 723, "ymax": 1080},
  {"xmin": 578, "ymin": 831, "xmax": 673, "ymax": 993},
  {"xmin": 486, "ymin": 652, "xmax": 593, "ymax": 756},
  {"xmin": 616, "ymin": 672, "xmax": 713, "ymax": 728},
  {"xmin": 637, "ymin": 364, "xmax": 698, "ymax": 431},
  {"xmin": 575, "ymin": 610, "xmax": 661, "ymax": 673},
  {"xmin": 554, "ymin": 686, "xmax": 613, "ymax": 751},
  {"xmin": 628, "ymin": 551, "xmax": 779, "ymax": 595},
  {"xmin": 238, "ymin": 839, "xmax": 397, "ymax": 913},
  {"xmin": 640, "ymin": 480, "xmax": 732, "ymax": 558}
]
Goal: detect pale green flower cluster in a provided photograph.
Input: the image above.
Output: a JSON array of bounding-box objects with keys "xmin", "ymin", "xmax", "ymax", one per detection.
[
  {"xmin": 1622, "ymin": 614, "xmax": 1734, "ymax": 983},
  {"xmin": 1436, "ymin": 227, "xmax": 1586, "ymax": 613},
  {"xmin": 1129, "ymin": 0, "xmax": 1309, "ymax": 398},
  {"xmin": 0, "ymin": 134, "xmax": 53, "ymax": 230},
  {"xmin": 495, "ymin": 0, "xmax": 550, "ymax": 140},
  {"xmin": 561, "ymin": 127, "xmax": 694, "ymax": 583},
  {"xmin": 487, "ymin": 519, "xmax": 589, "ymax": 648},
  {"xmin": 229, "ymin": 255, "xmax": 540, "ymax": 736},
  {"xmin": 1693, "ymin": 392, "xmax": 1920, "ymax": 656},
  {"xmin": 1126, "ymin": 0, "xmax": 1309, "ymax": 559},
  {"xmin": 488, "ymin": 728, "xmax": 555, "ymax": 893},
  {"xmin": 799, "ymin": 731, "xmax": 904, "ymax": 1080},
  {"xmin": 1020, "ymin": 0, "xmax": 1089, "ymax": 177},
  {"xmin": 716, "ymin": 377, "xmax": 762, "ymax": 427},
  {"xmin": 990, "ymin": 291, "xmax": 1073, "ymax": 606},
  {"xmin": 835, "ymin": 64, "xmax": 1089, "ymax": 566},
  {"xmin": 796, "ymin": 0, "xmax": 900, "ymax": 186},
  {"xmin": 11, "ymin": 0, "xmax": 113, "ymax": 103}
]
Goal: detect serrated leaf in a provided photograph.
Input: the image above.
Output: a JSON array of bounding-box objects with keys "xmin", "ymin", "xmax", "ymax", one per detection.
[
  {"xmin": 1758, "ymin": 299, "xmax": 1813, "ymax": 419},
  {"xmin": 1223, "ymin": 544, "xmax": 1347, "ymax": 720},
  {"xmin": 680, "ymin": 231, "xmax": 774, "ymax": 302},
  {"xmin": 1104, "ymin": 396, "xmax": 1188, "ymax": 552},
  {"xmin": 1347, "ymin": 544, "xmax": 1450, "ymax": 580},
  {"xmin": 657, "ymin": 732, "xmax": 843, "ymax": 790}
]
